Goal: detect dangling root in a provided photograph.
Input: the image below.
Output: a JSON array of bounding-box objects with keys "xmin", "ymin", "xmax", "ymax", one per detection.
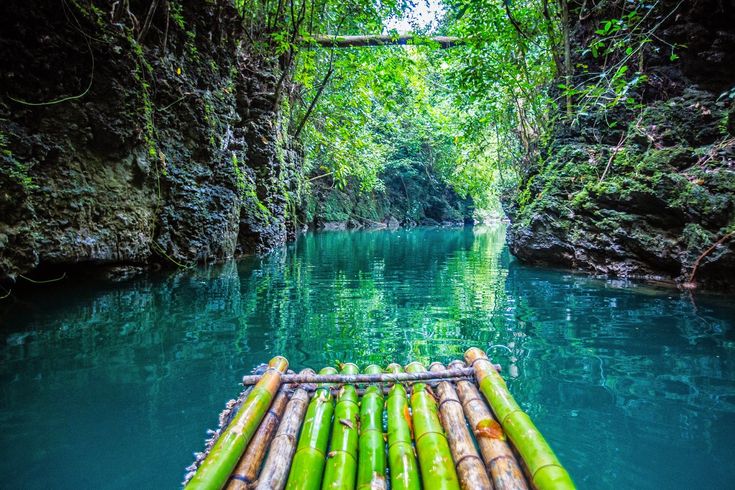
[{"xmin": 682, "ymin": 230, "xmax": 735, "ymax": 289}]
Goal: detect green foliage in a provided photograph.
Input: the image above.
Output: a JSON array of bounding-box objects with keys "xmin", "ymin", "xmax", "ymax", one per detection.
[
  {"xmin": 237, "ymin": 0, "xmax": 677, "ymax": 216},
  {"xmin": 128, "ymin": 33, "xmax": 157, "ymax": 159},
  {"xmin": 169, "ymin": 1, "xmax": 186, "ymax": 30},
  {"xmin": 0, "ymin": 131, "xmax": 36, "ymax": 190},
  {"xmin": 291, "ymin": 10, "xmax": 516, "ymax": 211}
]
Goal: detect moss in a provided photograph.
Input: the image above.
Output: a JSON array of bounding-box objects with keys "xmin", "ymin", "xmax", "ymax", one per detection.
[
  {"xmin": 669, "ymin": 177, "xmax": 730, "ymax": 218},
  {"xmin": 321, "ymin": 192, "xmax": 351, "ymax": 222},
  {"xmin": 689, "ymin": 166, "xmax": 735, "ymax": 194},
  {"xmin": 640, "ymin": 146, "xmax": 694, "ymax": 171},
  {"xmin": 682, "ymin": 223, "xmax": 714, "ymax": 251},
  {"xmin": 128, "ymin": 34, "xmax": 158, "ymax": 166},
  {"xmin": 0, "ymin": 131, "xmax": 36, "ymax": 190},
  {"xmin": 240, "ymin": 171, "xmax": 275, "ymax": 226},
  {"xmin": 202, "ymin": 95, "xmax": 217, "ymax": 147},
  {"xmin": 232, "ymin": 152, "xmax": 245, "ymax": 193}
]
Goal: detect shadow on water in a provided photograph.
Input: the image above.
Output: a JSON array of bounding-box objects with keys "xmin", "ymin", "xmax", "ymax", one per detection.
[{"xmin": 0, "ymin": 223, "xmax": 734, "ymax": 488}]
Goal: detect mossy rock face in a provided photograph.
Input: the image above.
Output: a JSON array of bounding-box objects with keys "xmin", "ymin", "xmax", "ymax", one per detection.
[
  {"xmin": 506, "ymin": 87, "xmax": 735, "ymax": 289},
  {"xmin": 305, "ymin": 163, "xmax": 472, "ymax": 230},
  {"xmin": 0, "ymin": 0, "xmax": 302, "ymax": 280}
]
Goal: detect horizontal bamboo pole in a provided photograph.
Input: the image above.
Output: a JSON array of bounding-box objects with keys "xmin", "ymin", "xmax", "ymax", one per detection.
[
  {"xmin": 186, "ymin": 356, "xmax": 289, "ymax": 490},
  {"xmin": 254, "ymin": 370, "xmax": 313, "ymax": 490},
  {"xmin": 447, "ymin": 360, "xmax": 528, "ymax": 490},
  {"xmin": 227, "ymin": 388, "xmax": 290, "ymax": 489},
  {"xmin": 429, "ymin": 363, "xmax": 492, "ymax": 490},
  {"xmin": 301, "ymin": 379, "xmax": 475, "ymax": 396},
  {"xmin": 465, "ymin": 348, "xmax": 575, "ymax": 490},
  {"xmin": 242, "ymin": 366, "xmax": 490, "ymax": 386}
]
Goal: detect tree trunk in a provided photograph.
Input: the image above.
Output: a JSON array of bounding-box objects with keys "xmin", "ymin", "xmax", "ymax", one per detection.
[{"xmin": 306, "ymin": 35, "xmax": 462, "ymax": 48}]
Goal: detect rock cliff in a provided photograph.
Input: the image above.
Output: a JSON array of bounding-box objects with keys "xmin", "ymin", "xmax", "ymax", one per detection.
[
  {"xmin": 0, "ymin": 0, "xmax": 300, "ymax": 283},
  {"xmin": 304, "ymin": 166, "xmax": 473, "ymax": 230},
  {"xmin": 505, "ymin": 0, "xmax": 735, "ymax": 289}
]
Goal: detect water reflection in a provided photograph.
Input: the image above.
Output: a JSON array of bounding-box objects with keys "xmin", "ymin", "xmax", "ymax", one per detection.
[
  {"xmin": 502, "ymin": 260, "xmax": 735, "ymax": 489},
  {"xmin": 0, "ymin": 224, "xmax": 734, "ymax": 489}
]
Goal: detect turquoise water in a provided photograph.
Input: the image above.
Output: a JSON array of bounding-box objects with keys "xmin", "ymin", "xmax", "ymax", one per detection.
[{"xmin": 1, "ymin": 224, "xmax": 734, "ymax": 489}]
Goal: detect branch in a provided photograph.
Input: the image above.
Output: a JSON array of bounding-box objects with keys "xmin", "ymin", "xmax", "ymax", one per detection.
[
  {"xmin": 293, "ymin": 65, "xmax": 333, "ymax": 139},
  {"xmin": 685, "ymin": 230, "xmax": 735, "ymax": 287},
  {"xmin": 137, "ymin": 0, "xmax": 159, "ymax": 42},
  {"xmin": 306, "ymin": 34, "xmax": 463, "ymax": 48},
  {"xmin": 504, "ymin": 0, "xmax": 530, "ymax": 40}
]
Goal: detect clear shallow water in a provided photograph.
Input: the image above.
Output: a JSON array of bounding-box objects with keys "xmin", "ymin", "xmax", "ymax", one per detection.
[{"xmin": 1, "ymin": 224, "xmax": 734, "ymax": 489}]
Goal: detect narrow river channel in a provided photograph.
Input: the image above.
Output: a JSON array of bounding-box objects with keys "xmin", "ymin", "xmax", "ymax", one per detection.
[{"xmin": 1, "ymin": 224, "xmax": 734, "ymax": 488}]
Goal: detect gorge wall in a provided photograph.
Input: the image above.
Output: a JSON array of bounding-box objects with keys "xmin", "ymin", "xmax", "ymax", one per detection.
[
  {"xmin": 304, "ymin": 167, "xmax": 473, "ymax": 230},
  {"xmin": 0, "ymin": 0, "xmax": 300, "ymax": 283},
  {"xmin": 505, "ymin": 0, "xmax": 735, "ymax": 289}
]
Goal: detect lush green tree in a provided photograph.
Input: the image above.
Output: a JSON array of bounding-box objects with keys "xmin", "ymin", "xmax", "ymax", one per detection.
[{"xmin": 235, "ymin": 0, "xmax": 569, "ymax": 214}]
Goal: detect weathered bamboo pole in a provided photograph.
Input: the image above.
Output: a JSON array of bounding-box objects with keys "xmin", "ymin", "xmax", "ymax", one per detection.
[
  {"xmin": 186, "ymin": 356, "xmax": 289, "ymax": 490},
  {"xmin": 227, "ymin": 387, "xmax": 290, "ymax": 489},
  {"xmin": 254, "ymin": 370, "xmax": 313, "ymax": 490},
  {"xmin": 405, "ymin": 362, "xmax": 461, "ymax": 490},
  {"xmin": 322, "ymin": 363, "xmax": 360, "ymax": 489},
  {"xmin": 286, "ymin": 366, "xmax": 338, "ymax": 490},
  {"xmin": 242, "ymin": 367, "xmax": 484, "ymax": 386},
  {"xmin": 447, "ymin": 360, "xmax": 528, "ymax": 490},
  {"xmin": 385, "ymin": 363, "xmax": 421, "ymax": 490},
  {"xmin": 465, "ymin": 348, "xmax": 575, "ymax": 490},
  {"xmin": 357, "ymin": 365, "xmax": 387, "ymax": 490},
  {"xmin": 428, "ymin": 363, "xmax": 492, "ymax": 490}
]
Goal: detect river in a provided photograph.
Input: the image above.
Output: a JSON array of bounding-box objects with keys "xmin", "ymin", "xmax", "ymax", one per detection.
[{"xmin": 1, "ymin": 224, "xmax": 734, "ymax": 488}]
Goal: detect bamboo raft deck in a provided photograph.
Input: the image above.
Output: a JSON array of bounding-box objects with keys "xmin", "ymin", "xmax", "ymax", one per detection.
[{"xmin": 183, "ymin": 347, "xmax": 575, "ymax": 490}]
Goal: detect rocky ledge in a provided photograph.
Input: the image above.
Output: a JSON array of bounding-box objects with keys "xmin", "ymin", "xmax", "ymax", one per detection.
[
  {"xmin": 506, "ymin": 88, "xmax": 735, "ymax": 289},
  {"xmin": 505, "ymin": 0, "xmax": 735, "ymax": 290}
]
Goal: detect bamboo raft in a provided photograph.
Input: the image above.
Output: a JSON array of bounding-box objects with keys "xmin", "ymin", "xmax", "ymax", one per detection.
[{"xmin": 183, "ymin": 347, "xmax": 575, "ymax": 490}]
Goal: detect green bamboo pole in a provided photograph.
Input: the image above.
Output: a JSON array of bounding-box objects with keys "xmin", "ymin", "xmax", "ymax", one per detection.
[
  {"xmin": 405, "ymin": 362, "xmax": 460, "ymax": 490},
  {"xmin": 186, "ymin": 356, "xmax": 289, "ymax": 490},
  {"xmin": 356, "ymin": 365, "xmax": 387, "ymax": 490},
  {"xmin": 465, "ymin": 348, "xmax": 575, "ymax": 490},
  {"xmin": 322, "ymin": 363, "xmax": 360, "ymax": 489},
  {"xmin": 385, "ymin": 363, "xmax": 421, "ymax": 490},
  {"xmin": 286, "ymin": 366, "xmax": 339, "ymax": 490}
]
